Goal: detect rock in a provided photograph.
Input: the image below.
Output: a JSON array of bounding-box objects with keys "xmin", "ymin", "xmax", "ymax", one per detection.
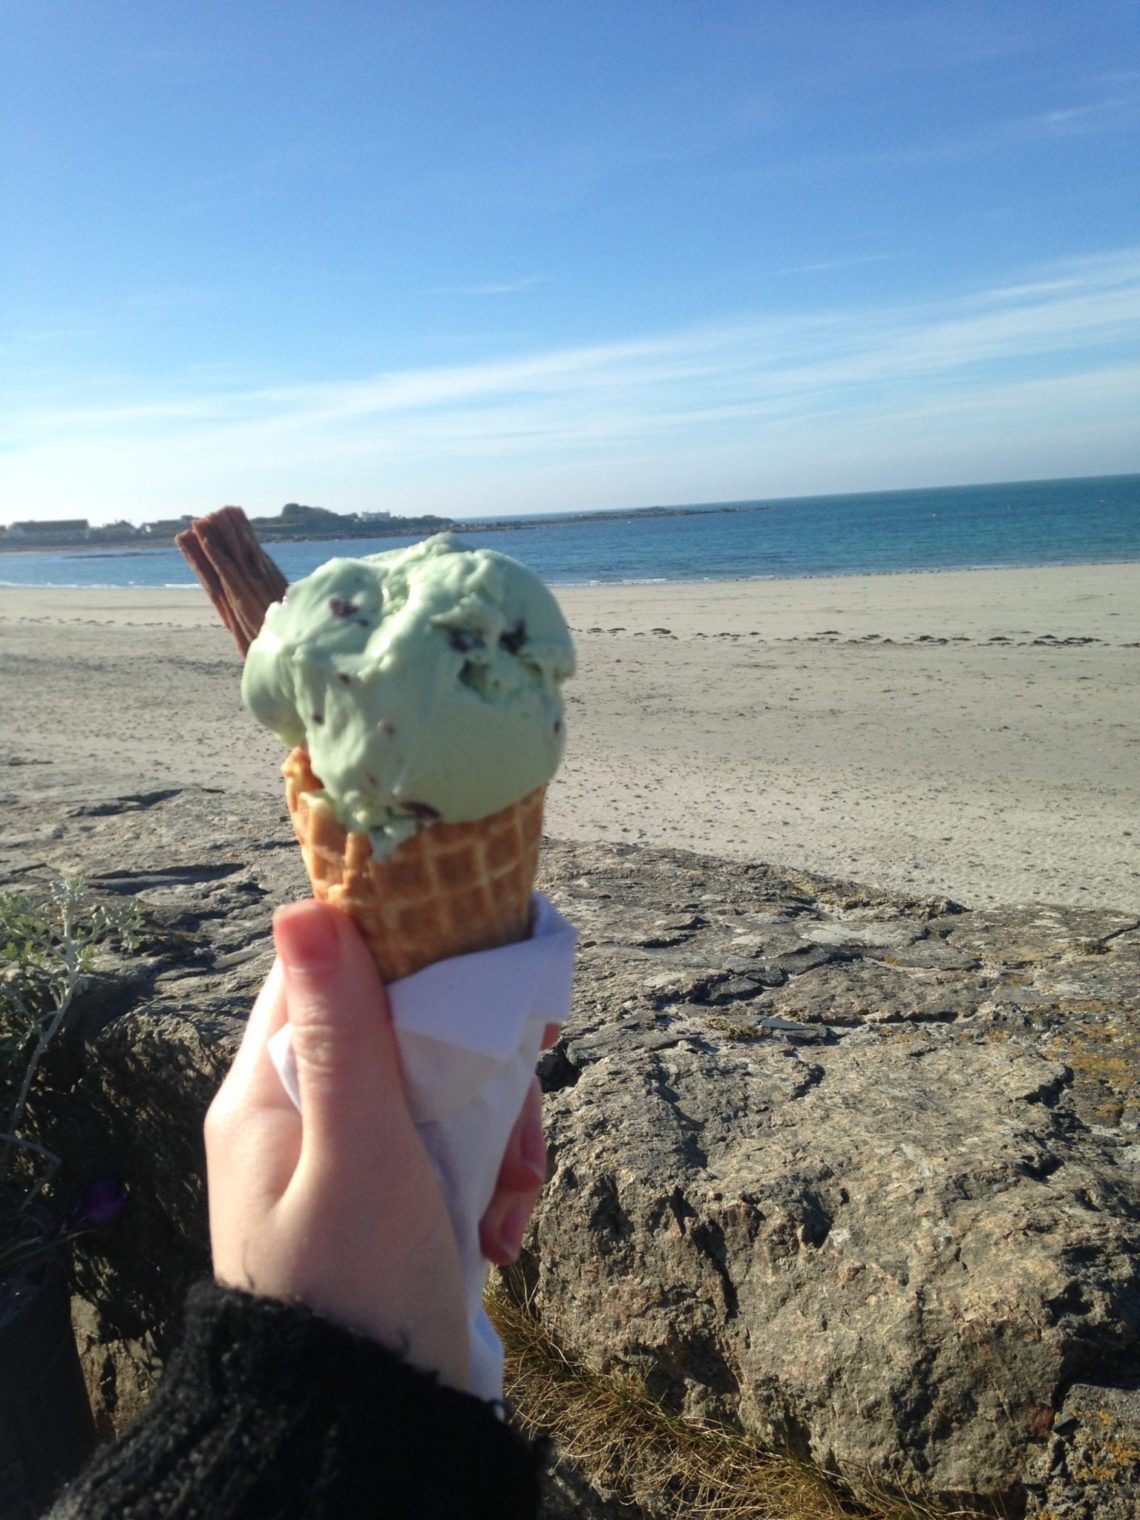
[
  {"xmin": 2, "ymin": 793, "xmax": 1137, "ymax": 1515},
  {"xmin": 522, "ymin": 842, "xmax": 1139, "ymax": 1514},
  {"xmin": 540, "ymin": 1466, "xmax": 636, "ymax": 1520},
  {"xmin": 1026, "ymin": 1382, "xmax": 1140, "ymax": 1519},
  {"xmin": 1, "ymin": 785, "xmax": 295, "ymax": 1433}
]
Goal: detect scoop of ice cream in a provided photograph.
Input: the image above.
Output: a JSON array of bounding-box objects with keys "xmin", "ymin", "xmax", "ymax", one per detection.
[{"xmin": 242, "ymin": 534, "xmax": 574, "ymax": 853}]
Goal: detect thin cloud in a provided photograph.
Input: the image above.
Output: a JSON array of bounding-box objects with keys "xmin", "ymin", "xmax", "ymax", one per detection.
[
  {"xmin": 1030, "ymin": 96, "xmax": 1140, "ymax": 136},
  {"xmin": 755, "ymin": 82, "xmax": 1140, "ymax": 180},
  {"xmin": 10, "ymin": 246, "xmax": 1140, "ymax": 441},
  {"xmin": 424, "ymin": 276, "xmax": 544, "ymax": 297},
  {"xmin": 3, "ymin": 248, "xmax": 1139, "ymax": 520},
  {"xmin": 779, "ymin": 253, "xmax": 898, "ymax": 274}
]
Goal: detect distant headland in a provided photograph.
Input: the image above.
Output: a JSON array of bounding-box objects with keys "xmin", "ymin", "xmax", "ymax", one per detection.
[
  {"xmin": 0, "ymin": 502, "xmax": 453, "ymax": 553},
  {"xmin": 0, "ymin": 498, "xmax": 753, "ymax": 553}
]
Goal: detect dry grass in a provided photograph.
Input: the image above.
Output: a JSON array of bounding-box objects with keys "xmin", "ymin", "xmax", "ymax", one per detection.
[{"xmin": 488, "ymin": 1277, "xmax": 993, "ymax": 1520}]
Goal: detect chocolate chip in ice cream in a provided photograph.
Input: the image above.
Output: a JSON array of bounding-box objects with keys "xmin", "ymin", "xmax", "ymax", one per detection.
[{"xmin": 500, "ymin": 621, "xmax": 527, "ymax": 655}]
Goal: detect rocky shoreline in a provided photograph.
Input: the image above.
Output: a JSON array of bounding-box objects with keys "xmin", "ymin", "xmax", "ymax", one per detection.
[{"xmin": 3, "ymin": 782, "xmax": 1137, "ymax": 1518}]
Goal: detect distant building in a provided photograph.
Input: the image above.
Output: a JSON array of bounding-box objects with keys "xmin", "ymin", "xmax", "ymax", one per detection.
[
  {"xmin": 359, "ymin": 510, "xmax": 392, "ymax": 523},
  {"xmin": 89, "ymin": 520, "xmax": 142, "ymax": 542},
  {"xmin": 7, "ymin": 519, "xmax": 91, "ymax": 541},
  {"xmin": 142, "ymin": 516, "xmax": 195, "ymax": 537}
]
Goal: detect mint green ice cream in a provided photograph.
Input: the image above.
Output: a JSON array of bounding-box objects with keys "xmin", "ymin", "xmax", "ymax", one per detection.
[{"xmin": 242, "ymin": 534, "xmax": 574, "ymax": 854}]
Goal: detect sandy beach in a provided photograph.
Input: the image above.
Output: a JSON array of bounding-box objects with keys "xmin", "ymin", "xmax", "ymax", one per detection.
[{"xmin": 1, "ymin": 562, "xmax": 1138, "ymax": 912}]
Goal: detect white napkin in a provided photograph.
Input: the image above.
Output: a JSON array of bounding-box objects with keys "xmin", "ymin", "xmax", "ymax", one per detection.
[{"xmin": 267, "ymin": 892, "xmax": 577, "ymax": 1402}]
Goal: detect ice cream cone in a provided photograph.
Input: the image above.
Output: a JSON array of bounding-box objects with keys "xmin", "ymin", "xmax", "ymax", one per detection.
[
  {"xmin": 175, "ymin": 510, "xmax": 568, "ymax": 980},
  {"xmin": 282, "ymin": 747, "xmax": 545, "ymax": 983}
]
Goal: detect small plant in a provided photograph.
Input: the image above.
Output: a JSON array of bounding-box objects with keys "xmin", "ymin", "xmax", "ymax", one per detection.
[
  {"xmin": 0, "ymin": 880, "xmax": 139, "ymax": 1282},
  {"xmin": 1072, "ymin": 938, "xmax": 1110, "ymax": 957}
]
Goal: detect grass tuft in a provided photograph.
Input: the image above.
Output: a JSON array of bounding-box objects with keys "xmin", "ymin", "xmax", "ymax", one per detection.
[{"xmin": 488, "ymin": 1275, "xmax": 992, "ymax": 1520}]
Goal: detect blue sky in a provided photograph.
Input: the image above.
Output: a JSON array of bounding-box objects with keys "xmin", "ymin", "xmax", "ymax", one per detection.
[{"xmin": 2, "ymin": 0, "xmax": 1139, "ymax": 524}]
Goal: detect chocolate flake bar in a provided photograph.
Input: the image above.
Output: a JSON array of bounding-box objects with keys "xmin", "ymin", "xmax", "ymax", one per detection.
[{"xmin": 176, "ymin": 506, "xmax": 289, "ymax": 656}]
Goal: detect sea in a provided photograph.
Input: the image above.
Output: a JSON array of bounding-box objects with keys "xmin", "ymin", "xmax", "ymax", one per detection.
[{"xmin": 2, "ymin": 474, "xmax": 1138, "ymax": 590}]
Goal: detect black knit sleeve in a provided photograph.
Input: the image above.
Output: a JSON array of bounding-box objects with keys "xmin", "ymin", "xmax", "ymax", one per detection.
[{"xmin": 49, "ymin": 1281, "xmax": 544, "ymax": 1520}]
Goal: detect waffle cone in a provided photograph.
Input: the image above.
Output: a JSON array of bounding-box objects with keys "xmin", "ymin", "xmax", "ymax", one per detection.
[{"xmin": 282, "ymin": 748, "xmax": 545, "ymax": 983}]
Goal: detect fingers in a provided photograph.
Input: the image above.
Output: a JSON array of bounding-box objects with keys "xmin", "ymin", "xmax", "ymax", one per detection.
[
  {"xmin": 494, "ymin": 1078, "xmax": 547, "ymax": 1192},
  {"xmin": 218, "ymin": 958, "xmax": 288, "ymax": 1102},
  {"xmin": 204, "ymin": 956, "xmax": 299, "ymax": 1231},
  {"xmin": 274, "ymin": 900, "xmax": 406, "ymax": 1160},
  {"xmin": 479, "ymin": 1077, "xmax": 547, "ymax": 1266}
]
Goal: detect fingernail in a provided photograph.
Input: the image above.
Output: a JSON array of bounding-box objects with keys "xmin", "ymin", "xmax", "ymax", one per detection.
[
  {"xmin": 275, "ymin": 903, "xmax": 342, "ymax": 972},
  {"xmin": 520, "ymin": 1107, "xmax": 547, "ymax": 1184}
]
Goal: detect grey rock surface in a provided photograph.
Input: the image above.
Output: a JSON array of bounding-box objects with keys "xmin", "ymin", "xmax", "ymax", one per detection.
[
  {"xmin": 1025, "ymin": 1382, "xmax": 1140, "ymax": 1519},
  {"xmin": 526, "ymin": 843, "xmax": 1139, "ymax": 1512},
  {"xmin": 2, "ymin": 787, "xmax": 1137, "ymax": 1514},
  {"xmin": 2, "ymin": 784, "xmax": 288, "ymax": 1432}
]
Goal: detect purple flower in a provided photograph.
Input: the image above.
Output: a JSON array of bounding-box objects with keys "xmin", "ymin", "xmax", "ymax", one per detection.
[{"xmin": 70, "ymin": 1176, "xmax": 129, "ymax": 1231}]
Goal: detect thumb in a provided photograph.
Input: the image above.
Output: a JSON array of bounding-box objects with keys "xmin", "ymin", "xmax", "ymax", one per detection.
[{"xmin": 273, "ymin": 900, "xmax": 406, "ymax": 1160}]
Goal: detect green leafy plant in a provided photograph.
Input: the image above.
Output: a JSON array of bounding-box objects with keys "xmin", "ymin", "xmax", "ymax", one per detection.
[{"xmin": 0, "ymin": 880, "xmax": 140, "ymax": 1281}]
